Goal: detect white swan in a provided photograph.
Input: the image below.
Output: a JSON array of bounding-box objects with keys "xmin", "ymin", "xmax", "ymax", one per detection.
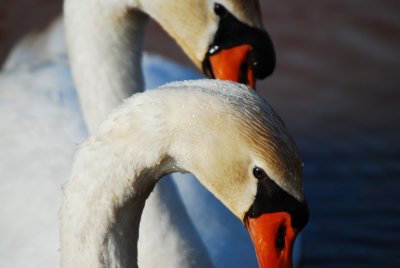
[
  {"xmin": 1, "ymin": 0, "xmax": 278, "ymax": 267},
  {"xmin": 60, "ymin": 80, "xmax": 309, "ymax": 268}
]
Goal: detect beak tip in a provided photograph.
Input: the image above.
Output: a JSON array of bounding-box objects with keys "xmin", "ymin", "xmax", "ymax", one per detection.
[{"xmin": 246, "ymin": 212, "xmax": 297, "ymax": 268}]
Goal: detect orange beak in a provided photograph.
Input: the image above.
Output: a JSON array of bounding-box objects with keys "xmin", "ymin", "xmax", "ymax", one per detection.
[
  {"xmin": 208, "ymin": 44, "xmax": 256, "ymax": 89},
  {"xmin": 245, "ymin": 212, "xmax": 297, "ymax": 268}
]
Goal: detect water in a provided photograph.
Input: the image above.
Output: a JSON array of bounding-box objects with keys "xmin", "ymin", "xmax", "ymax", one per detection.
[{"xmin": 257, "ymin": 1, "xmax": 400, "ymax": 267}]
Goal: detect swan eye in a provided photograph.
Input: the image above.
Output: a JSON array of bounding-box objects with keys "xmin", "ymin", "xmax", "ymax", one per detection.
[
  {"xmin": 276, "ymin": 225, "xmax": 286, "ymax": 250},
  {"xmin": 253, "ymin": 167, "xmax": 267, "ymax": 180},
  {"xmin": 214, "ymin": 3, "xmax": 228, "ymax": 17}
]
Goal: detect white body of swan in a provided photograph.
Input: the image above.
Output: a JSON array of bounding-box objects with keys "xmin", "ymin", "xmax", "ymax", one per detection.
[
  {"xmin": 60, "ymin": 80, "xmax": 308, "ymax": 268},
  {"xmin": 0, "ymin": 0, "xmax": 295, "ymax": 267},
  {"xmin": 0, "ymin": 19, "xmax": 205, "ymax": 268}
]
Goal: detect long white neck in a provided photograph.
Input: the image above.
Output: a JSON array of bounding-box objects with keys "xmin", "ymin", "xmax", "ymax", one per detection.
[
  {"xmin": 60, "ymin": 89, "xmax": 195, "ymax": 267},
  {"xmin": 64, "ymin": 0, "xmax": 148, "ymax": 132}
]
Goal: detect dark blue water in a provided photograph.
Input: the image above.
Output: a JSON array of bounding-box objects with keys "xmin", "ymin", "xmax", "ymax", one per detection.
[
  {"xmin": 300, "ymin": 132, "xmax": 400, "ymax": 267},
  {"xmin": 256, "ymin": 1, "xmax": 400, "ymax": 266}
]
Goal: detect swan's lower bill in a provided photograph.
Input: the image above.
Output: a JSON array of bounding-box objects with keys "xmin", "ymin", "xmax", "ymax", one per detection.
[
  {"xmin": 246, "ymin": 212, "xmax": 297, "ymax": 268},
  {"xmin": 207, "ymin": 44, "xmax": 256, "ymax": 89}
]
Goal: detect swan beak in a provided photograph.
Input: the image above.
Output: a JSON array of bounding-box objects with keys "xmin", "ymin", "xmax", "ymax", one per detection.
[
  {"xmin": 246, "ymin": 212, "xmax": 297, "ymax": 268},
  {"xmin": 206, "ymin": 44, "xmax": 256, "ymax": 89}
]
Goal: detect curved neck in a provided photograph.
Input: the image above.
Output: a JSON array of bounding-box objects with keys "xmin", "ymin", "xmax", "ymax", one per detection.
[
  {"xmin": 60, "ymin": 88, "xmax": 172, "ymax": 267},
  {"xmin": 61, "ymin": 164, "xmax": 169, "ymax": 268},
  {"xmin": 64, "ymin": 1, "xmax": 148, "ymax": 132},
  {"xmin": 60, "ymin": 88, "xmax": 217, "ymax": 267}
]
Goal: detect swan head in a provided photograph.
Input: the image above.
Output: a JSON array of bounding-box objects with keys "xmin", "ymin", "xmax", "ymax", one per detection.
[
  {"xmin": 138, "ymin": 0, "xmax": 275, "ymax": 88},
  {"xmin": 168, "ymin": 80, "xmax": 308, "ymax": 268}
]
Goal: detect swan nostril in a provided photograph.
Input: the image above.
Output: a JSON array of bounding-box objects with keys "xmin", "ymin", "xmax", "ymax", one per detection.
[{"xmin": 276, "ymin": 225, "xmax": 286, "ymax": 251}]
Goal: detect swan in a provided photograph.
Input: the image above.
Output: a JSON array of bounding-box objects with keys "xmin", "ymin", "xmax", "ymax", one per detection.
[
  {"xmin": 1, "ymin": 0, "xmax": 278, "ymax": 267},
  {"xmin": 60, "ymin": 80, "xmax": 309, "ymax": 268}
]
